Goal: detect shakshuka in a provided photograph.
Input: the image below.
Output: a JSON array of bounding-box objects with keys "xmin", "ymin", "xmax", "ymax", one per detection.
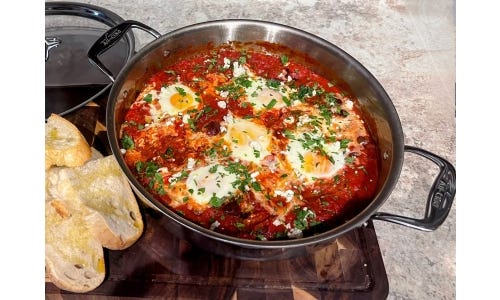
[{"xmin": 120, "ymin": 43, "xmax": 379, "ymax": 240}]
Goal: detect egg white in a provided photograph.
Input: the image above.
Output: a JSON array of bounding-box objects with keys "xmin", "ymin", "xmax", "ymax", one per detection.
[
  {"xmin": 185, "ymin": 164, "xmax": 238, "ymax": 206},
  {"xmin": 285, "ymin": 132, "xmax": 345, "ymax": 182},
  {"xmin": 223, "ymin": 117, "xmax": 271, "ymax": 164},
  {"xmin": 244, "ymin": 77, "xmax": 291, "ymax": 111}
]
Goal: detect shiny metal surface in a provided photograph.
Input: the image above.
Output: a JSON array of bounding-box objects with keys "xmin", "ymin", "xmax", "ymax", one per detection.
[{"xmin": 100, "ymin": 20, "xmax": 452, "ymax": 260}]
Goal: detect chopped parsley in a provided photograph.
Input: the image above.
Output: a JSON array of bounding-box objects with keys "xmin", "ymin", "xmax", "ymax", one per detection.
[
  {"xmin": 121, "ymin": 134, "xmax": 134, "ymax": 150},
  {"xmin": 135, "ymin": 161, "xmax": 166, "ymax": 195},
  {"xmin": 266, "ymin": 79, "xmax": 281, "ymax": 90},
  {"xmin": 283, "ymin": 129, "xmax": 296, "ymax": 139},
  {"xmin": 224, "ymin": 162, "xmax": 262, "ymax": 192},
  {"xmin": 175, "ymin": 86, "xmax": 187, "ymax": 96},
  {"xmin": 209, "ymin": 193, "xmax": 225, "ymax": 208},
  {"xmin": 282, "ymin": 95, "xmax": 291, "ymax": 106},
  {"xmin": 280, "ymin": 55, "xmax": 289, "ymax": 65},
  {"xmin": 143, "ymin": 93, "xmax": 153, "ymax": 103},
  {"xmin": 209, "ymin": 164, "xmax": 219, "ymax": 173},
  {"xmin": 345, "ymin": 156, "xmax": 355, "ymax": 164},
  {"xmin": 164, "ymin": 147, "xmax": 174, "ymax": 158},
  {"xmin": 253, "ymin": 149, "xmax": 261, "ymax": 158},
  {"xmin": 294, "ymin": 207, "xmax": 317, "ymax": 231},
  {"xmin": 235, "ymin": 75, "xmax": 253, "ymax": 88},
  {"xmin": 318, "ymin": 105, "xmax": 333, "ymax": 125},
  {"xmin": 340, "ymin": 138, "xmax": 351, "ymax": 149},
  {"xmin": 264, "ymin": 98, "xmax": 278, "ymax": 110}
]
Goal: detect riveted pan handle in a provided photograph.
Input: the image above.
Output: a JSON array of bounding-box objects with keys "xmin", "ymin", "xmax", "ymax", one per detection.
[
  {"xmin": 88, "ymin": 20, "xmax": 161, "ymax": 82},
  {"xmin": 371, "ymin": 145, "xmax": 456, "ymax": 231}
]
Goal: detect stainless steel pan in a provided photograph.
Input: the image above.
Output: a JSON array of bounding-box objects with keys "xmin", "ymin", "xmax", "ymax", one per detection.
[{"xmin": 88, "ymin": 19, "xmax": 455, "ymax": 260}]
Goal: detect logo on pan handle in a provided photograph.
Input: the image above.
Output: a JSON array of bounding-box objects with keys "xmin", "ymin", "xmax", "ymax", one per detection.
[{"xmin": 45, "ymin": 37, "xmax": 61, "ymax": 62}]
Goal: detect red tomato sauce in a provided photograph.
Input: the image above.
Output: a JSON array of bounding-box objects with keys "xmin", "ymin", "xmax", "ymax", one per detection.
[{"xmin": 120, "ymin": 43, "xmax": 379, "ymax": 240}]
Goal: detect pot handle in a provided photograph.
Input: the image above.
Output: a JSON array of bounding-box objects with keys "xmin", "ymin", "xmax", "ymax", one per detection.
[
  {"xmin": 88, "ymin": 20, "xmax": 161, "ymax": 82},
  {"xmin": 371, "ymin": 145, "xmax": 456, "ymax": 231}
]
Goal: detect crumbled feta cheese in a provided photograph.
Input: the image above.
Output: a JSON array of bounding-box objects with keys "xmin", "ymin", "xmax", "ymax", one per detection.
[
  {"xmin": 283, "ymin": 116, "xmax": 295, "ymax": 125},
  {"xmin": 345, "ymin": 100, "xmax": 354, "ymax": 110},
  {"xmin": 157, "ymin": 167, "xmax": 169, "ymax": 173},
  {"xmin": 277, "ymin": 70, "xmax": 287, "ymax": 81},
  {"xmin": 223, "ymin": 57, "xmax": 230, "ymax": 69},
  {"xmin": 164, "ymin": 118, "xmax": 174, "ymax": 126},
  {"xmin": 297, "ymin": 115, "xmax": 311, "ymax": 126},
  {"xmin": 223, "ymin": 113, "xmax": 234, "ymax": 124},
  {"xmin": 182, "ymin": 114, "xmax": 190, "ymax": 124},
  {"xmin": 275, "ymin": 189, "xmax": 294, "ymax": 202},
  {"xmin": 210, "ymin": 220, "xmax": 221, "ymax": 230},
  {"xmin": 187, "ymin": 158, "xmax": 196, "ymax": 170},
  {"xmin": 217, "ymin": 100, "xmax": 227, "ymax": 109},
  {"xmin": 168, "ymin": 171, "xmax": 183, "ymax": 183},
  {"xmin": 219, "ymin": 90, "xmax": 229, "ymax": 98},
  {"xmin": 232, "ymin": 61, "xmax": 246, "ymax": 77},
  {"xmin": 249, "ymin": 140, "xmax": 261, "ymax": 151},
  {"xmin": 272, "ymin": 219, "xmax": 282, "ymax": 226},
  {"xmin": 287, "ymin": 227, "xmax": 303, "ymax": 239},
  {"xmin": 120, "ymin": 148, "xmax": 126, "ymax": 154}
]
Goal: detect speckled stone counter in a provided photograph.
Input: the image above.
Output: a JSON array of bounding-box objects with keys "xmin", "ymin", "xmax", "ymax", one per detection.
[{"xmin": 46, "ymin": 1, "xmax": 456, "ymax": 298}]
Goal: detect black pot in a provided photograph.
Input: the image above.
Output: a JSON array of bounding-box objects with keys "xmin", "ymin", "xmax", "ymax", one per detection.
[
  {"xmin": 88, "ymin": 19, "xmax": 455, "ymax": 260},
  {"xmin": 45, "ymin": 1, "xmax": 136, "ymax": 119}
]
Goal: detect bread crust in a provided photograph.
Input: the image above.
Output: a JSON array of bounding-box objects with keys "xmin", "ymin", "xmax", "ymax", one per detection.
[
  {"xmin": 45, "ymin": 113, "xmax": 92, "ymax": 170},
  {"xmin": 45, "ymin": 200, "xmax": 105, "ymax": 293},
  {"xmin": 45, "ymin": 116, "xmax": 144, "ymax": 293},
  {"xmin": 78, "ymin": 155, "xmax": 144, "ymax": 250}
]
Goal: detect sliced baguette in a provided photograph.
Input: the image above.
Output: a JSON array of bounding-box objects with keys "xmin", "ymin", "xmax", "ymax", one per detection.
[
  {"xmin": 46, "ymin": 155, "xmax": 144, "ymax": 250},
  {"xmin": 45, "ymin": 113, "xmax": 92, "ymax": 170},
  {"xmin": 45, "ymin": 199, "xmax": 105, "ymax": 293},
  {"xmin": 45, "ymin": 116, "xmax": 144, "ymax": 293}
]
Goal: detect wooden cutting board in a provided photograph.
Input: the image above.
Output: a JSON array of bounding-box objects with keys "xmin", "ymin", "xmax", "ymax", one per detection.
[
  {"xmin": 46, "ymin": 207, "xmax": 388, "ymax": 299},
  {"xmin": 45, "ymin": 94, "xmax": 389, "ymax": 299}
]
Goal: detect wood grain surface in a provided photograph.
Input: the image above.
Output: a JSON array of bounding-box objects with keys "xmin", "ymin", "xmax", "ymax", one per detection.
[{"xmin": 46, "ymin": 88, "xmax": 388, "ymax": 300}]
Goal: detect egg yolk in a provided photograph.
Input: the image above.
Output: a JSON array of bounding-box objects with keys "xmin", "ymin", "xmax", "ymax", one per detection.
[
  {"xmin": 170, "ymin": 92, "xmax": 194, "ymax": 110},
  {"xmin": 302, "ymin": 151, "xmax": 334, "ymax": 177},
  {"xmin": 224, "ymin": 118, "xmax": 271, "ymax": 163},
  {"xmin": 229, "ymin": 127, "xmax": 251, "ymax": 146}
]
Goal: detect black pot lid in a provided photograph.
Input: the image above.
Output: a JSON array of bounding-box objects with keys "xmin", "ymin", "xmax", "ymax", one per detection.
[{"xmin": 45, "ymin": 1, "xmax": 135, "ymax": 119}]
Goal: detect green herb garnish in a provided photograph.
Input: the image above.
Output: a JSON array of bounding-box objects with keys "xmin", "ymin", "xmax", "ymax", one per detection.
[
  {"xmin": 264, "ymin": 98, "xmax": 278, "ymax": 110},
  {"xmin": 143, "ymin": 94, "xmax": 153, "ymax": 103},
  {"xmin": 175, "ymin": 86, "xmax": 187, "ymax": 96},
  {"xmin": 280, "ymin": 55, "xmax": 289, "ymax": 65},
  {"xmin": 121, "ymin": 134, "xmax": 134, "ymax": 150}
]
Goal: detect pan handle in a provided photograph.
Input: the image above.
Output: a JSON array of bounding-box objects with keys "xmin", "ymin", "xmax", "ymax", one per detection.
[
  {"xmin": 371, "ymin": 145, "xmax": 456, "ymax": 231},
  {"xmin": 88, "ymin": 20, "xmax": 161, "ymax": 82}
]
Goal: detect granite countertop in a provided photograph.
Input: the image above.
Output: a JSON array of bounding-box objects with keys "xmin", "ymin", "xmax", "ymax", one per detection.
[{"xmin": 46, "ymin": 1, "xmax": 456, "ymax": 299}]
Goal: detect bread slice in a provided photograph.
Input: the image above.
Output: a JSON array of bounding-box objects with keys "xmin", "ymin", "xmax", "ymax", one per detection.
[
  {"xmin": 45, "ymin": 113, "xmax": 92, "ymax": 170},
  {"xmin": 45, "ymin": 199, "xmax": 105, "ymax": 293},
  {"xmin": 46, "ymin": 155, "xmax": 144, "ymax": 250}
]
